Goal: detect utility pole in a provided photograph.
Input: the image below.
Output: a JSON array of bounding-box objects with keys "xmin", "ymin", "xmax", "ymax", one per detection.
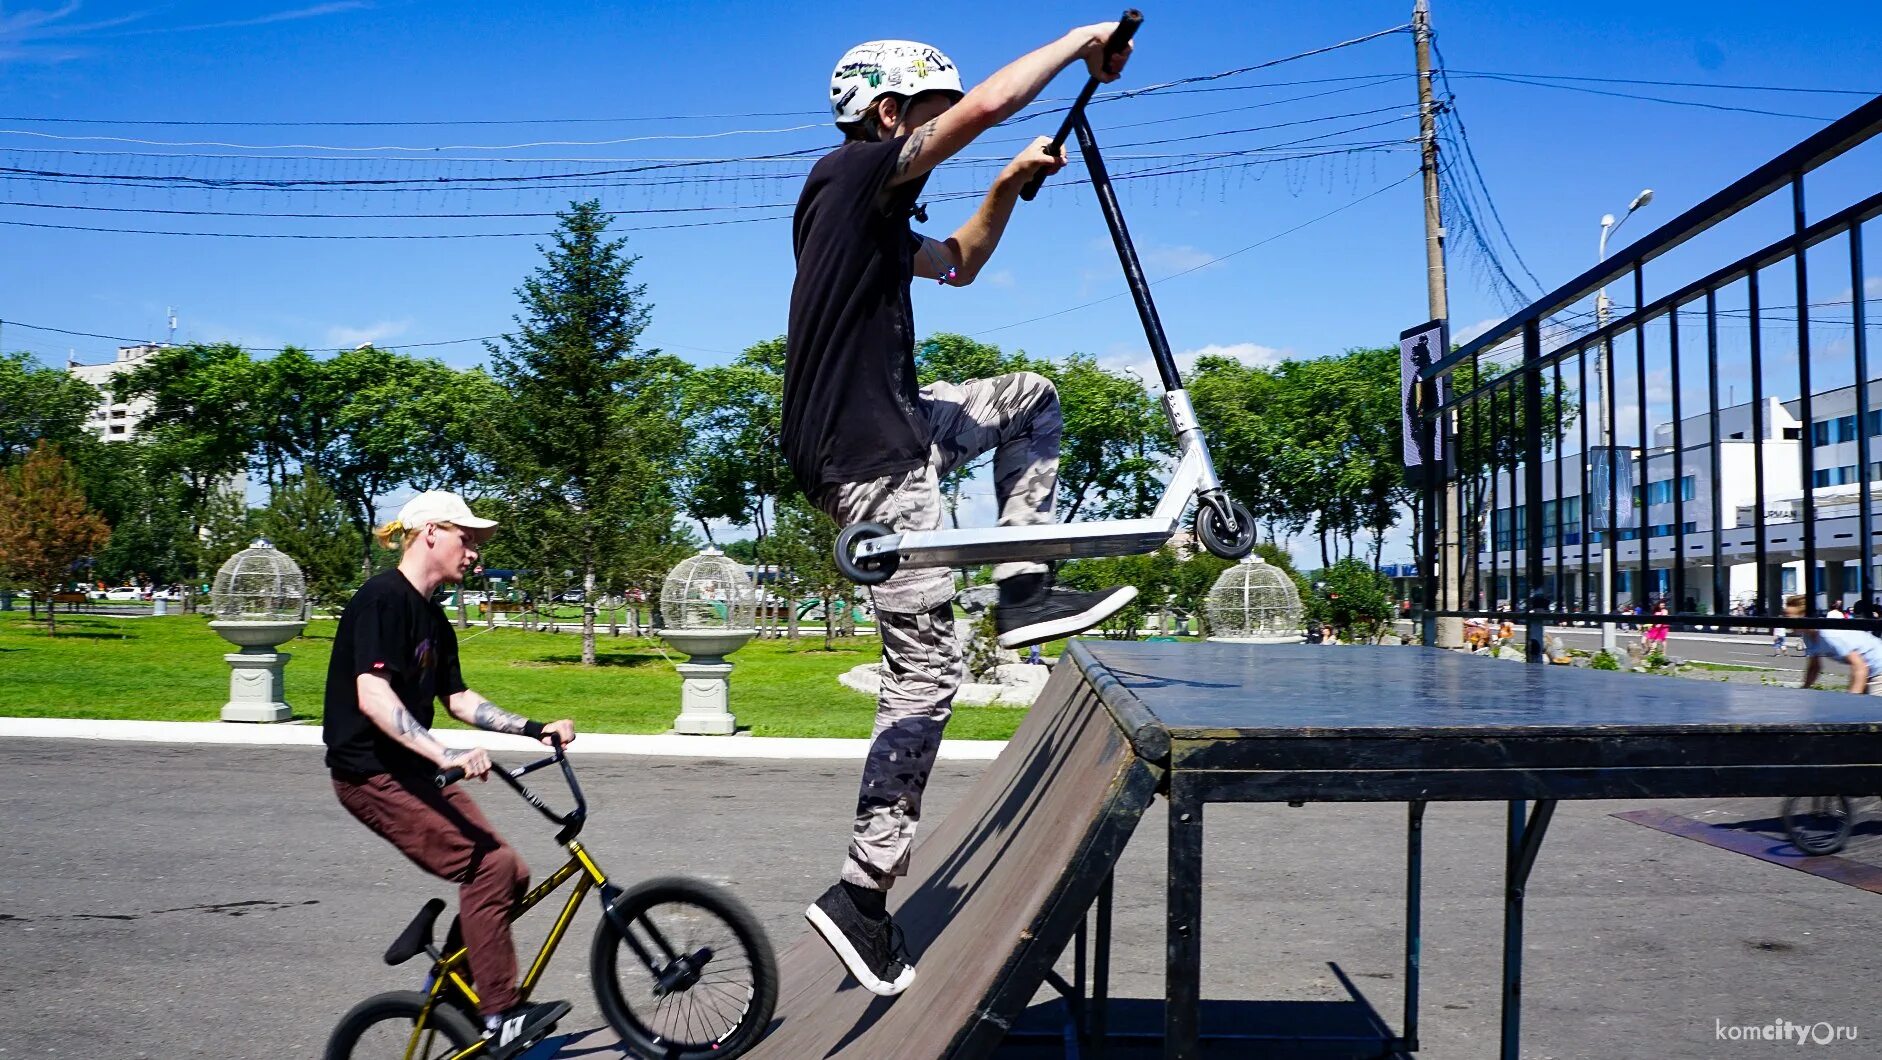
[{"xmin": 1414, "ymin": 0, "xmax": 1462, "ymax": 648}]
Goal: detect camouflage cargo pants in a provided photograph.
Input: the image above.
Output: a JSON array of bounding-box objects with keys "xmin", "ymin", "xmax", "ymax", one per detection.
[{"xmin": 814, "ymin": 371, "xmax": 1062, "ymax": 890}]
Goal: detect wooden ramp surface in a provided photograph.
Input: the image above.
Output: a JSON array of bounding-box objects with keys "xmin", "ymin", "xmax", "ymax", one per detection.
[{"xmin": 748, "ymin": 658, "xmax": 1163, "ymax": 1059}]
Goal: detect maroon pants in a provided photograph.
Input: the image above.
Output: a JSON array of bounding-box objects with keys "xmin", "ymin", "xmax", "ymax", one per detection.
[{"xmin": 333, "ymin": 772, "xmax": 530, "ymax": 1016}]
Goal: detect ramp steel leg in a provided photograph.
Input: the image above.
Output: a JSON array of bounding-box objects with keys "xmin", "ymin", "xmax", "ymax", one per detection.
[
  {"xmin": 1500, "ymin": 799, "xmax": 1557, "ymax": 1060},
  {"xmin": 1092, "ymin": 871, "xmax": 1113, "ymax": 1059},
  {"xmin": 1166, "ymin": 779, "xmax": 1203, "ymax": 1059},
  {"xmin": 1403, "ymin": 800, "xmax": 1426, "ymax": 1053}
]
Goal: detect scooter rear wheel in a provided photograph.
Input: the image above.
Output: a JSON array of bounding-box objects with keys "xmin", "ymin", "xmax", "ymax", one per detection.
[
  {"xmin": 1196, "ymin": 498, "xmax": 1256, "ymax": 559},
  {"xmin": 835, "ymin": 521, "xmax": 900, "ymax": 585}
]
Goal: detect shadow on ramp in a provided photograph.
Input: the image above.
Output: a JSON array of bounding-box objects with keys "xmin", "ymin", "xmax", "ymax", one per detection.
[{"xmin": 747, "ymin": 664, "xmax": 1165, "ymax": 1059}]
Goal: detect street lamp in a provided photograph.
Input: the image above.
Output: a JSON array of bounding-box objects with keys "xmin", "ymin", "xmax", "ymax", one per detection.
[{"xmin": 1594, "ymin": 189, "xmax": 1653, "ymax": 653}]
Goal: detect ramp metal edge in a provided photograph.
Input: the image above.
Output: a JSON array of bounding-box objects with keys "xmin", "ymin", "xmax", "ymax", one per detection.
[{"xmin": 1067, "ymin": 639, "xmax": 1171, "ymax": 763}]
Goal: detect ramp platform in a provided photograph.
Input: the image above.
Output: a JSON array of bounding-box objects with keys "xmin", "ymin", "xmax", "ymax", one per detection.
[{"xmin": 754, "ymin": 640, "xmax": 1882, "ymax": 1060}]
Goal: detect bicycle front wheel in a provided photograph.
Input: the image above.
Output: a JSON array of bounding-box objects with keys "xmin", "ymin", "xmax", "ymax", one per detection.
[
  {"xmin": 324, "ymin": 989, "xmax": 482, "ymax": 1060},
  {"xmin": 591, "ymin": 876, "xmax": 779, "ymax": 1060},
  {"xmin": 1782, "ymin": 795, "xmax": 1855, "ymax": 856}
]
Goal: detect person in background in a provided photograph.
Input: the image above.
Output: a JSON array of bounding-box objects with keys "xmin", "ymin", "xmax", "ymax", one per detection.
[{"xmin": 1789, "ymin": 594, "xmax": 1882, "ymax": 695}]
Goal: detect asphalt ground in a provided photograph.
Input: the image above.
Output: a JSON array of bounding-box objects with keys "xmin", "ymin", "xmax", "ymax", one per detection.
[{"xmin": 1, "ymin": 741, "xmax": 1877, "ymax": 1059}]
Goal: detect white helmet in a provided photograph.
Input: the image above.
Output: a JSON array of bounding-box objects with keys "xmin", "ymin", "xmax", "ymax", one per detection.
[{"xmin": 829, "ymin": 40, "xmax": 964, "ymax": 128}]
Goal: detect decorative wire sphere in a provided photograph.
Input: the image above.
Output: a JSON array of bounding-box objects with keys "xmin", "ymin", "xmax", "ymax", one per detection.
[
  {"xmin": 210, "ymin": 539, "xmax": 308, "ymax": 621},
  {"xmin": 660, "ymin": 548, "xmax": 759, "ymax": 631},
  {"xmin": 1204, "ymin": 555, "xmax": 1303, "ymax": 643}
]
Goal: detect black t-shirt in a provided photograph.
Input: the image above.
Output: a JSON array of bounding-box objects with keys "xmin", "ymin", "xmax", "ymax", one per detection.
[
  {"xmin": 322, "ymin": 569, "xmax": 466, "ymax": 778},
  {"xmin": 784, "ymin": 134, "xmax": 932, "ymax": 495}
]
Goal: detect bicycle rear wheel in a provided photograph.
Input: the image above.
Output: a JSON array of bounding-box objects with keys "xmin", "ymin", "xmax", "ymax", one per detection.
[
  {"xmin": 325, "ymin": 990, "xmax": 481, "ymax": 1060},
  {"xmin": 1782, "ymin": 795, "xmax": 1854, "ymax": 856},
  {"xmin": 591, "ymin": 876, "xmax": 778, "ymax": 1060}
]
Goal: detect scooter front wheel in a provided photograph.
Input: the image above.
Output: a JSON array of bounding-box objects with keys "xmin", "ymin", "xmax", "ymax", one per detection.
[
  {"xmin": 1196, "ymin": 498, "xmax": 1256, "ymax": 559},
  {"xmin": 836, "ymin": 521, "xmax": 900, "ymax": 585}
]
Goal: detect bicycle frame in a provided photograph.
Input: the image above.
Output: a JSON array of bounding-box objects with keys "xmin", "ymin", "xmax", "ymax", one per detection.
[{"xmin": 396, "ymin": 746, "xmax": 695, "ymax": 1060}]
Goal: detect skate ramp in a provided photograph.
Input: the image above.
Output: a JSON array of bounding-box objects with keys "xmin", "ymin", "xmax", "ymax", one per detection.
[{"xmin": 748, "ymin": 648, "xmax": 1166, "ymax": 1059}]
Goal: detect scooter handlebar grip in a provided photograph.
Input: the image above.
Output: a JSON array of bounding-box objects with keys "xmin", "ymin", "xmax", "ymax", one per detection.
[
  {"xmin": 1019, "ymin": 12, "xmax": 1142, "ymax": 203},
  {"xmin": 1106, "ymin": 10, "xmax": 1144, "ymax": 60},
  {"xmin": 435, "ymin": 766, "xmax": 467, "ymax": 788}
]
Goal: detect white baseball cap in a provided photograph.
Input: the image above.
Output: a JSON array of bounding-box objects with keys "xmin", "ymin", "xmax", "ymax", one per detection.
[{"xmin": 395, "ymin": 490, "xmax": 498, "ymax": 540}]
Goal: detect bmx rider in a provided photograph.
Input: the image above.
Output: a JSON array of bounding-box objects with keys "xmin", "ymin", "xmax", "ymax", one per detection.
[{"xmin": 322, "ymin": 490, "xmax": 575, "ymax": 1056}]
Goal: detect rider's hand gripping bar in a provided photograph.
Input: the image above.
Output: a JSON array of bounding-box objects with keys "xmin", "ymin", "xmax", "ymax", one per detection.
[
  {"xmin": 1019, "ymin": 10, "xmax": 1142, "ymax": 202},
  {"xmin": 435, "ymin": 733, "xmax": 588, "ymax": 843}
]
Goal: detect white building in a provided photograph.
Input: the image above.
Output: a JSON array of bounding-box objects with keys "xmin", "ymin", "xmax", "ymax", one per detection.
[
  {"xmin": 1476, "ymin": 382, "xmax": 1882, "ymax": 612},
  {"xmin": 67, "ymin": 343, "xmax": 166, "ymax": 443}
]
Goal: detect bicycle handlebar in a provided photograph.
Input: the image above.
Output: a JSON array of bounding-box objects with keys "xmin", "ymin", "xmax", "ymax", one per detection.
[
  {"xmin": 433, "ymin": 733, "xmax": 588, "ymax": 843},
  {"xmin": 1019, "ymin": 10, "xmax": 1141, "ymax": 203}
]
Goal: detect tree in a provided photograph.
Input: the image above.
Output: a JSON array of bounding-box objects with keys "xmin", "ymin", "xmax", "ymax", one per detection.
[
  {"xmin": 195, "ymin": 484, "xmax": 258, "ymax": 592},
  {"xmin": 1038, "ymin": 354, "xmax": 1168, "ymax": 520},
  {"xmin": 110, "ymin": 343, "xmax": 257, "ymax": 536},
  {"xmin": 0, "ymin": 351, "xmax": 99, "ymax": 463},
  {"xmin": 487, "ymin": 199, "xmax": 686, "ymax": 665},
  {"xmin": 678, "ymin": 338, "xmax": 787, "ymax": 550},
  {"xmin": 0, "ymin": 442, "xmax": 111, "ymax": 633},
  {"xmin": 1059, "ymin": 549, "xmax": 1176, "ymax": 639},
  {"xmin": 1303, "ymin": 557, "xmax": 1395, "ymax": 643},
  {"xmin": 767, "ymin": 492, "xmax": 854, "ymax": 648},
  {"xmin": 261, "ymin": 470, "xmax": 365, "ymax": 614}
]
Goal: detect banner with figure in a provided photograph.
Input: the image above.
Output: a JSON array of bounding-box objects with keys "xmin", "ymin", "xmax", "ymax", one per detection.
[
  {"xmin": 1587, "ymin": 446, "xmax": 1640, "ymax": 531},
  {"xmin": 1399, "ymin": 319, "xmax": 1447, "ymax": 478}
]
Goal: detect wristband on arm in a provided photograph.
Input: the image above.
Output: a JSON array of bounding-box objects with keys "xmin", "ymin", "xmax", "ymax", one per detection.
[{"xmin": 522, "ymin": 719, "xmax": 546, "ymax": 740}]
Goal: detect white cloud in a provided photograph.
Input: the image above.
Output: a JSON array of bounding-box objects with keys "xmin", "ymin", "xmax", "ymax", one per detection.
[
  {"xmin": 326, "ymin": 320, "xmax": 412, "ymax": 348},
  {"xmin": 1453, "ymin": 317, "xmax": 1504, "ymax": 345},
  {"xmin": 1101, "ymin": 341, "xmax": 1288, "ymax": 389},
  {"xmin": 979, "ymin": 269, "xmax": 1015, "ymax": 289}
]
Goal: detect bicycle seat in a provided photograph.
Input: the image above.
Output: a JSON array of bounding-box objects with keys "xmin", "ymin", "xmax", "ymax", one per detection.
[{"xmin": 385, "ymin": 897, "xmax": 447, "ymax": 966}]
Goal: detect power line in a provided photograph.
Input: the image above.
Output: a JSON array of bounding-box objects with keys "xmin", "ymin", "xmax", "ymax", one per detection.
[
  {"xmin": 1, "ymin": 318, "xmax": 501, "ymax": 353},
  {"xmin": 1455, "ymin": 74, "xmax": 1834, "ymax": 121},
  {"xmin": 975, "ymin": 168, "xmax": 1420, "ymax": 336},
  {"xmin": 1445, "ymin": 70, "xmax": 1877, "ymax": 97},
  {"xmin": 0, "ymin": 122, "xmax": 830, "ymax": 153}
]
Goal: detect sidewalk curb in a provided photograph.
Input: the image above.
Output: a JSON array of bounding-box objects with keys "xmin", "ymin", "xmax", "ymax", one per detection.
[{"xmin": 0, "ymin": 717, "xmax": 1007, "ymax": 761}]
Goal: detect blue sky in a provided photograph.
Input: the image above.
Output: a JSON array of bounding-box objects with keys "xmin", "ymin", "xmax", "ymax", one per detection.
[{"xmin": 3, "ymin": 1, "xmax": 1878, "ymax": 563}]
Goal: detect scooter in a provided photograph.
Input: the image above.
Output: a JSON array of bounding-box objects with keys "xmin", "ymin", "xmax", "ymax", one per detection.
[{"xmin": 834, "ymin": 10, "xmax": 1257, "ymax": 587}]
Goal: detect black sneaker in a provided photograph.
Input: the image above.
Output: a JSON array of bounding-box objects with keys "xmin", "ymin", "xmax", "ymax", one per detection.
[
  {"xmin": 805, "ymin": 883, "xmax": 916, "ymax": 997},
  {"xmin": 994, "ymin": 573, "xmax": 1139, "ymax": 649},
  {"xmin": 482, "ymin": 999, "xmax": 569, "ymax": 1058}
]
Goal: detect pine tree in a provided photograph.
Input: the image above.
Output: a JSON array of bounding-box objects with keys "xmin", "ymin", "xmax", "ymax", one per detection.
[
  {"xmin": 0, "ymin": 442, "xmax": 111, "ymax": 634},
  {"xmin": 487, "ymin": 200, "xmax": 688, "ymax": 665},
  {"xmin": 261, "ymin": 470, "xmax": 365, "ymax": 615}
]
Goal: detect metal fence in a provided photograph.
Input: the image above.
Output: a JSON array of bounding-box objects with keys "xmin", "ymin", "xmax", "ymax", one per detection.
[{"xmin": 1417, "ymin": 94, "xmax": 1882, "ymax": 657}]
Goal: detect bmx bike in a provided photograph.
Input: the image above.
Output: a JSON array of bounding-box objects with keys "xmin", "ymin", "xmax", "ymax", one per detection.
[
  {"xmin": 324, "ymin": 737, "xmax": 778, "ymax": 1060},
  {"xmin": 1781, "ymin": 794, "xmax": 1877, "ymax": 856}
]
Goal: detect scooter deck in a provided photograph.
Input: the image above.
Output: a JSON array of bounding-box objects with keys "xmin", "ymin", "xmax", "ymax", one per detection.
[{"xmin": 859, "ymin": 517, "xmax": 1176, "ymax": 570}]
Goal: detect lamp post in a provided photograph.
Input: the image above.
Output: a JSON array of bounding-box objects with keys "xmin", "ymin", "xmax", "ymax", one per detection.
[{"xmin": 1595, "ymin": 189, "xmax": 1653, "ymax": 653}]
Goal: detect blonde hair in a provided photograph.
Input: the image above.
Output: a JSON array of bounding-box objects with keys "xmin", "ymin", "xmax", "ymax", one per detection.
[{"xmin": 373, "ymin": 519, "xmax": 464, "ymax": 551}]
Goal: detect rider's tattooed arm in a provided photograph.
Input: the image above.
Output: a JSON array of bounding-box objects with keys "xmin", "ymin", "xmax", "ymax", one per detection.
[
  {"xmin": 470, "ymin": 698, "xmax": 530, "ymax": 736},
  {"xmin": 356, "ymin": 673, "xmax": 453, "ymax": 765},
  {"xmin": 446, "ymin": 688, "xmax": 544, "ymax": 739}
]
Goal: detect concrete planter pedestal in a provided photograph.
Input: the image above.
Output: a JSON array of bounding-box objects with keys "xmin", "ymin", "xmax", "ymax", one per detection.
[
  {"xmin": 209, "ymin": 620, "xmax": 306, "ymax": 723},
  {"xmin": 659, "ymin": 629, "xmax": 756, "ymax": 735}
]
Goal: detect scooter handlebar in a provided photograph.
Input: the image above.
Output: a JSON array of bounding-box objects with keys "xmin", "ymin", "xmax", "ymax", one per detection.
[{"xmin": 1020, "ymin": 11, "xmax": 1142, "ymax": 203}]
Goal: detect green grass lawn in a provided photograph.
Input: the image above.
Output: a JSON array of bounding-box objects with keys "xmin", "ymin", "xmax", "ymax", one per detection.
[{"xmin": 0, "ymin": 610, "xmax": 1029, "ymax": 740}]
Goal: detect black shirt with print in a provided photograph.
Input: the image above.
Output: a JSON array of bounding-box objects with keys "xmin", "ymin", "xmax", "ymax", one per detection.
[
  {"xmin": 322, "ymin": 569, "xmax": 467, "ymax": 778},
  {"xmin": 784, "ymin": 133, "xmax": 933, "ymax": 496}
]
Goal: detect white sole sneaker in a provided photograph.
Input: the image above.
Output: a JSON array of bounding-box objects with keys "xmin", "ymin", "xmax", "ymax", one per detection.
[
  {"xmin": 996, "ymin": 585, "xmax": 1139, "ymax": 649},
  {"xmin": 805, "ymin": 902, "xmax": 916, "ymax": 997}
]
